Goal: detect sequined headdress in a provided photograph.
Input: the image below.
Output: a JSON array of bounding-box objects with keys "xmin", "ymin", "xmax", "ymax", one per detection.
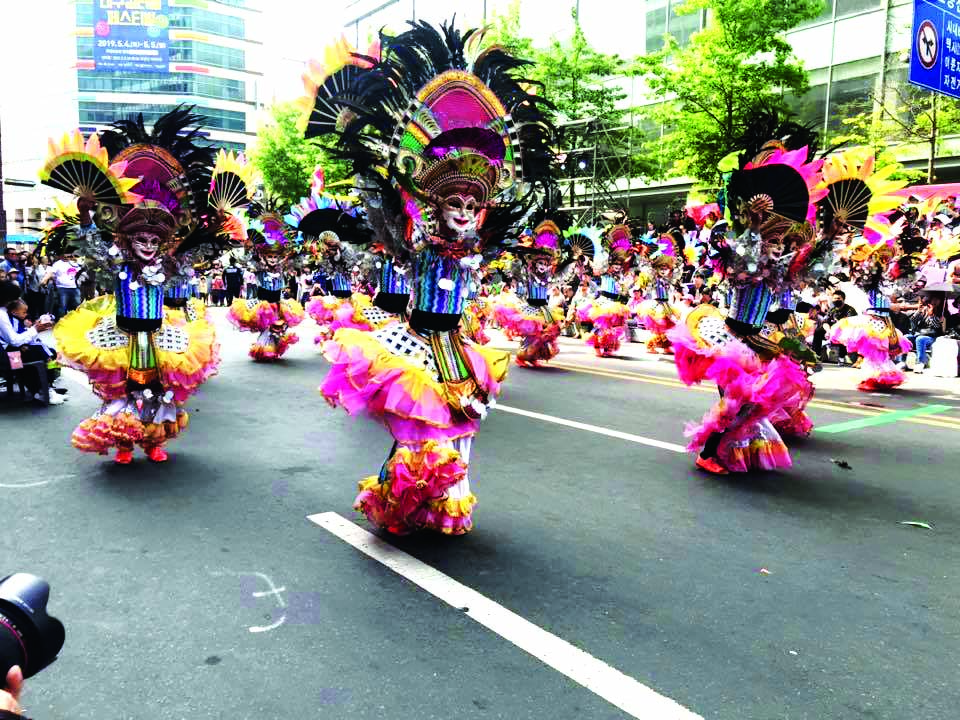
[{"xmin": 324, "ymin": 20, "xmax": 555, "ymax": 250}]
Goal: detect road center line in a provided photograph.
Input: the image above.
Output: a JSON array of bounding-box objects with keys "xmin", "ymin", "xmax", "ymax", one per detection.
[
  {"xmin": 307, "ymin": 512, "xmax": 703, "ymax": 720},
  {"xmin": 495, "ymin": 404, "xmax": 686, "ymax": 453},
  {"xmin": 815, "ymin": 404, "xmax": 953, "ymax": 433}
]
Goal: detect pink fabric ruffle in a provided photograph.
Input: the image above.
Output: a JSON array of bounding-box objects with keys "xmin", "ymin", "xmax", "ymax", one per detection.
[
  {"xmin": 586, "ymin": 327, "xmax": 623, "ymax": 356},
  {"xmin": 829, "ymin": 322, "xmax": 910, "ymax": 363},
  {"xmin": 667, "ymin": 321, "xmax": 761, "ymax": 387},
  {"xmin": 320, "ymin": 331, "xmax": 502, "ymax": 445},
  {"xmin": 517, "ymin": 323, "xmax": 561, "ymax": 365},
  {"xmin": 250, "ymin": 332, "xmax": 298, "ymax": 361},
  {"xmin": 496, "ymin": 306, "xmax": 548, "ymax": 337},
  {"xmin": 306, "ymin": 297, "xmax": 336, "ymax": 325}
]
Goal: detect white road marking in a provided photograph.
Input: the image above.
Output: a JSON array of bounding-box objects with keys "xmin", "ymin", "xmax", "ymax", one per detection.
[
  {"xmin": 209, "ymin": 570, "xmax": 288, "ymax": 633},
  {"xmin": 0, "ymin": 473, "xmax": 75, "ymax": 489},
  {"xmin": 308, "ymin": 512, "xmax": 703, "ymax": 720},
  {"xmin": 495, "ymin": 404, "xmax": 686, "ymax": 453}
]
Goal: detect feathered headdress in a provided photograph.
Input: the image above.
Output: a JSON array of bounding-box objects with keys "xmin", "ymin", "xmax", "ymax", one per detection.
[
  {"xmin": 285, "ymin": 167, "xmax": 371, "ymax": 253},
  {"xmin": 329, "ymin": 20, "xmax": 556, "ymax": 249},
  {"xmin": 39, "ymin": 105, "xmax": 253, "ymax": 257}
]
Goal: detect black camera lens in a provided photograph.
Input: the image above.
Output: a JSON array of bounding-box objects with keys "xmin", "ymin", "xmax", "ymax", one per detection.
[{"xmin": 0, "ymin": 574, "xmax": 65, "ymax": 687}]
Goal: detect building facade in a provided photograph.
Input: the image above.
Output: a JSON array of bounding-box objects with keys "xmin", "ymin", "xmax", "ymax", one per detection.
[
  {"xmin": 2, "ymin": 0, "xmax": 263, "ymax": 244},
  {"xmin": 340, "ymin": 0, "xmax": 955, "ymax": 224}
]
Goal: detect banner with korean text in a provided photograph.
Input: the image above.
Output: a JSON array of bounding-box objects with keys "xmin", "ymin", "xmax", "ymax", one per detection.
[{"xmin": 93, "ymin": 0, "xmax": 170, "ymax": 73}]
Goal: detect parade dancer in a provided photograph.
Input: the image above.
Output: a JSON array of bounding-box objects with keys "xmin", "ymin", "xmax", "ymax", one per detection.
[
  {"xmin": 227, "ymin": 211, "xmax": 306, "ymax": 361},
  {"xmin": 635, "ymin": 232, "xmax": 682, "ymax": 354},
  {"xmin": 814, "ymin": 149, "xmax": 912, "ymax": 391},
  {"xmin": 497, "ymin": 220, "xmax": 565, "ymax": 366},
  {"xmin": 579, "ymin": 225, "xmax": 634, "ymax": 357},
  {"xmin": 829, "ymin": 227, "xmax": 912, "ymax": 391},
  {"xmin": 44, "ymin": 108, "xmax": 251, "ymax": 463},
  {"xmin": 669, "ymin": 141, "xmax": 825, "ymax": 474},
  {"xmin": 302, "ymin": 20, "xmax": 555, "ymax": 534}
]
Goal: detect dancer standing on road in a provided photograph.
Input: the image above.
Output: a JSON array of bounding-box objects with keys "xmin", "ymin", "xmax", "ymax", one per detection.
[
  {"xmin": 227, "ymin": 208, "xmax": 306, "ymax": 361},
  {"xmin": 303, "ymin": 21, "xmax": 556, "ymax": 533},
  {"xmin": 498, "ymin": 219, "xmax": 567, "ymax": 367},
  {"xmin": 45, "ymin": 107, "xmax": 252, "ymax": 463},
  {"xmin": 669, "ymin": 139, "xmax": 825, "ymax": 475},
  {"xmin": 579, "ymin": 225, "xmax": 634, "ymax": 357}
]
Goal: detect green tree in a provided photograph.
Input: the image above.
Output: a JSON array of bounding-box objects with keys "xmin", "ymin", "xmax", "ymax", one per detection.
[
  {"xmin": 489, "ymin": 4, "xmax": 657, "ymax": 217},
  {"xmin": 250, "ymin": 102, "xmax": 352, "ymax": 207},
  {"xmin": 634, "ymin": 0, "xmax": 823, "ymax": 183}
]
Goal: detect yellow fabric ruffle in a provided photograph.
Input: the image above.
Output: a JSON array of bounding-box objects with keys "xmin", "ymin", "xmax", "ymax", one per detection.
[
  {"xmin": 328, "ymin": 327, "xmax": 508, "ymax": 400},
  {"xmin": 588, "ymin": 301, "xmax": 631, "ymax": 322},
  {"xmin": 53, "ymin": 295, "xmax": 218, "ymax": 396},
  {"xmin": 54, "ymin": 295, "xmax": 130, "ymax": 386}
]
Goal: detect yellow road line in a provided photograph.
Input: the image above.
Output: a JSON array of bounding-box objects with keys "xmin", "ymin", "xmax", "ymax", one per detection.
[{"xmin": 541, "ymin": 360, "xmax": 960, "ymax": 431}]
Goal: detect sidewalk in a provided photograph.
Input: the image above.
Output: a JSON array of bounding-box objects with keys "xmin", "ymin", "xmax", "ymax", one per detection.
[{"xmin": 485, "ymin": 328, "xmax": 960, "ymax": 396}]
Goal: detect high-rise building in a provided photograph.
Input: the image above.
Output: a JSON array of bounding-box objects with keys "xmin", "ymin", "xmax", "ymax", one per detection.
[
  {"xmin": 339, "ymin": 0, "xmax": 960, "ymax": 223},
  {"xmin": 74, "ymin": 0, "xmax": 263, "ymax": 152},
  {"xmin": 2, "ymin": 0, "xmax": 264, "ymax": 244}
]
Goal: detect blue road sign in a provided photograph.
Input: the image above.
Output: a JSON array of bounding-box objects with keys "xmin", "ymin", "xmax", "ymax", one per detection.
[{"xmin": 910, "ymin": 0, "xmax": 960, "ymax": 99}]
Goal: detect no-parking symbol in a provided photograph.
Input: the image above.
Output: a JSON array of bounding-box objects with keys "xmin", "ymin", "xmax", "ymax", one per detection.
[{"xmin": 918, "ymin": 19, "xmax": 938, "ymax": 69}]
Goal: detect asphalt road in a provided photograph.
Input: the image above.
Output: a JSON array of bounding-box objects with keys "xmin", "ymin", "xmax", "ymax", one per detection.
[{"xmin": 2, "ymin": 309, "xmax": 959, "ymax": 720}]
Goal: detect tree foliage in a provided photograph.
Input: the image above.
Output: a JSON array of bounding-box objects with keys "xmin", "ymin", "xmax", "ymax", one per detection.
[
  {"xmin": 250, "ymin": 102, "xmax": 352, "ymax": 207},
  {"xmin": 488, "ymin": 3, "xmax": 656, "ymax": 190},
  {"xmin": 634, "ymin": 0, "xmax": 823, "ymax": 183}
]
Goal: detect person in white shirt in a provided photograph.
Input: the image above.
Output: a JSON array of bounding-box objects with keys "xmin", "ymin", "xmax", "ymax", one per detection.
[
  {"xmin": 0, "ymin": 293, "xmax": 65, "ymax": 405},
  {"xmin": 41, "ymin": 253, "xmax": 82, "ymax": 317}
]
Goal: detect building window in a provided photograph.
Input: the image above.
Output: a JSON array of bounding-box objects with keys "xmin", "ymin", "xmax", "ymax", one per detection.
[
  {"xmin": 800, "ymin": 0, "xmax": 834, "ymax": 26},
  {"xmin": 645, "ymin": 0, "xmax": 668, "ymax": 53},
  {"xmin": 668, "ymin": 0, "xmax": 702, "ymax": 47},
  {"xmin": 828, "ymin": 73, "xmax": 878, "ymax": 131},
  {"xmin": 170, "ymin": 41, "xmax": 245, "ymax": 71},
  {"xmin": 787, "ymin": 83, "xmax": 828, "ymax": 129},
  {"xmin": 168, "ymin": 7, "xmax": 245, "ymax": 40},
  {"xmin": 835, "ymin": 0, "xmax": 881, "ymax": 16},
  {"xmin": 78, "ymin": 71, "xmax": 246, "ymax": 102},
  {"xmin": 212, "ymin": 140, "xmax": 248, "ymax": 153},
  {"xmin": 77, "ymin": 37, "xmax": 93, "ymax": 59},
  {"xmin": 79, "ymin": 101, "xmax": 248, "ymax": 132}
]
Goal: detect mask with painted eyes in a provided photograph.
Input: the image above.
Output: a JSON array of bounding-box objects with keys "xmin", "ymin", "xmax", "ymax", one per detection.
[
  {"xmin": 440, "ymin": 194, "xmax": 483, "ymax": 239},
  {"xmin": 130, "ymin": 231, "xmax": 162, "ymax": 263}
]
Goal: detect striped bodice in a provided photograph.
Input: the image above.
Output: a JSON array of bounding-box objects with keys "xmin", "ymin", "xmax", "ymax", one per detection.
[
  {"xmin": 115, "ymin": 266, "xmax": 163, "ymax": 322},
  {"xmin": 412, "ymin": 249, "xmax": 468, "ymax": 315}
]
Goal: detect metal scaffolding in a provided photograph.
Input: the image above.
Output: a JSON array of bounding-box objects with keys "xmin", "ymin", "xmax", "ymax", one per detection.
[{"xmin": 554, "ymin": 117, "xmax": 634, "ymax": 226}]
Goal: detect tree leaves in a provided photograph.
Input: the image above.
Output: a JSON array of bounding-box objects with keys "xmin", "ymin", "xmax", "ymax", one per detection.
[
  {"xmin": 634, "ymin": 0, "xmax": 822, "ymax": 182},
  {"xmin": 249, "ymin": 103, "xmax": 353, "ymax": 208}
]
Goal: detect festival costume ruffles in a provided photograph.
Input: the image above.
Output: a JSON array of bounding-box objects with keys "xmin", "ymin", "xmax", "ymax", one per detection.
[
  {"xmin": 322, "ymin": 323, "xmax": 508, "ymax": 534},
  {"xmin": 580, "ymin": 225, "xmax": 637, "ymax": 357},
  {"xmin": 501, "ymin": 220, "xmax": 566, "ymax": 366},
  {"xmin": 227, "ymin": 215, "xmax": 306, "ymax": 361},
  {"xmin": 635, "ymin": 233, "xmax": 682, "ymax": 354},
  {"xmin": 40, "ymin": 107, "xmax": 253, "ymax": 461},
  {"xmin": 670, "ymin": 131, "xmax": 828, "ymax": 474},
  {"xmin": 55, "ymin": 295, "xmax": 220, "ymax": 452},
  {"xmin": 300, "ymin": 21, "xmax": 555, "ymax": 533},
  {"xmin": 829, "ymin": 306, "xmax": 910, "ymax": 391},
  {"xmin": 669, "ymin": 301, "xmax": 807, "ymax": 471}
]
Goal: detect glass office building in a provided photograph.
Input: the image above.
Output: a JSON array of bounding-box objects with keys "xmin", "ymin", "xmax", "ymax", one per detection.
[
  {"xmin": 340, "ymin": 0, "xmax": 957, "ymax": 221},
  {"xmin": 73, "ymin": 0, "xmax": 263, "ymax": 152}
]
